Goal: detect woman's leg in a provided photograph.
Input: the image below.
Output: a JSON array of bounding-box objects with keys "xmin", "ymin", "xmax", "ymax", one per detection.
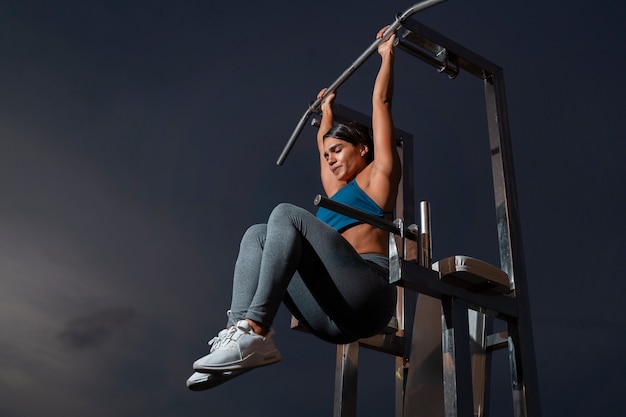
[
  {"xmin": 193, "ymin": 222, "xmax": 283, "ymax": 373},
  {"xmin": 245, "ymin": 203, "xmax": 396, "ymax": 341},
  {"xmin": 192, "ymin": 203, "xmax": 394, "ymax": 374},
  {"xmin": 228, "ymin": 224, "xmax": 267, "ymax": 325}
]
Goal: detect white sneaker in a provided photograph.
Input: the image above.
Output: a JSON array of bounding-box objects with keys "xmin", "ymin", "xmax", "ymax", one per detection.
[{"xmin": 193, "ymin": 320, "xmax": 281, "ymax": 372}]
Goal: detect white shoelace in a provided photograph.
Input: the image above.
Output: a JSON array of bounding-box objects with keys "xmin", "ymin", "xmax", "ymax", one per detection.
[
  {"xmin": 208, "ymin": 333, "xmax": 224, "ymax": 352},
  {"xmin": 208, "ymin": 311, "xmax": 239, "ymax": 352}
]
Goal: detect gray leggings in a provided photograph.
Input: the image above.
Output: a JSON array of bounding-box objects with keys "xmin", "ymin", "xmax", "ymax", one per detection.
[{"xmin": 229, "ymin": 203, "xmax": 396, "ymax": 344}]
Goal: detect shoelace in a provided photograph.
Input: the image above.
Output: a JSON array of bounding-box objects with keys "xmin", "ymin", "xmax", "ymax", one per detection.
[
  {"xmin": 207, "ymin": 311, "xmax": 240, "ymax": 352},
  {"xmin": 207, "ymin": 333, "xmax": 224, "ymax": 352},
  {"xmin": 223, "ymin": 321, "xmax": 251, "ymax": 344}
]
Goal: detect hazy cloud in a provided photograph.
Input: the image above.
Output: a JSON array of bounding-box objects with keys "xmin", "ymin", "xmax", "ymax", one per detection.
[{"xmin": 58, "ymin": 307, "xmax": 136, "ymax": 350}]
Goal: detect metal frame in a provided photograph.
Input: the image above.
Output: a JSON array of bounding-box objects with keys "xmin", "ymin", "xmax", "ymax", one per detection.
[
  {"xmin": 397, "ymin": 17, "xmax": 541, "ymax": 417},
  {"xmin": 283, "ymin": 5, "xmax": 541, "ymax": 417}
]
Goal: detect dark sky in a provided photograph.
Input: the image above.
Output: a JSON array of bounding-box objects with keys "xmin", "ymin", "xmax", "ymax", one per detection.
[{"xmin": 1, "ymin": 1, "xmax": 624, "ymax": 416}]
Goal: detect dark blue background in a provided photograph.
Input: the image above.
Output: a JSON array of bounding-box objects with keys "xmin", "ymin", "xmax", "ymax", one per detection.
[{"xmin": 0, "ymin": 1, "xmax": 624, "ymax": 416}]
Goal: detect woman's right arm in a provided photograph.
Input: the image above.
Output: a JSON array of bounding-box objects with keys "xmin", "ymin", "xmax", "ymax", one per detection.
[{"xmin": 316, "ymin": 89, "xmax": 340, "ymax": 196}]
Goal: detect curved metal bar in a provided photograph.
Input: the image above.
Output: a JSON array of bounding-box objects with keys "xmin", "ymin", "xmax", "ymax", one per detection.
[{"xmin": 276, "ymin": 0, "xmax": 447, "ymax": 166}]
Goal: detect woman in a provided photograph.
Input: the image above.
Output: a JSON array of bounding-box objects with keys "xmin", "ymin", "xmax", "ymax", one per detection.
[{"xmin": 187, "ymin": 26, "xmax": 401, "ymax": 390}]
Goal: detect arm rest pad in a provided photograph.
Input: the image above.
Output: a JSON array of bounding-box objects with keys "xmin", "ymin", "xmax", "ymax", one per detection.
[{"xmin": 432, "ymin": 255, "xmax": 511, "ymax": 295}]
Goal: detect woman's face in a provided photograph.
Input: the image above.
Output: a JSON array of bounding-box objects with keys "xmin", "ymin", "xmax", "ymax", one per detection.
[{"xmin": 323, "ymin": 137, "xmax": 367, "ymax": 182}]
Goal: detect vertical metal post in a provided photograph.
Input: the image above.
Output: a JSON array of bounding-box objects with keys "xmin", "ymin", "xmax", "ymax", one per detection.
[
  {"xmin": 484, "ymin": 70, "xmax": 542, "ymax": 417},
  {"xmin": 403, "ymin": 201, "xmax": 446, "ymax": 417},
  {"xmin": 441, "ymin": 297, "xmax": 474, "ymax": 417},
  {"xmin": 419, "ymin": 201, "xmax": 432, "ymax": 269},
  {"xmin": 468, "ymin": 309, "xmax": 489, "ymax": 417},
  {"xmin": 395, "ymin": 137, "xmax": 417, "ymax": 417},
  {"xmin": 395, "ymin": 296, "xmax": 408, "ymax": 417},
  {"xmin": 334, "ymin": 342, "xmax": 359, "ymax": 417},
  {"xmin": 506, "ymin": 320, "xmax": 529, "ymax": 417}
]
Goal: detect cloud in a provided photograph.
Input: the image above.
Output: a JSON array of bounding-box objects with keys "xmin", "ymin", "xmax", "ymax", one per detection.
[
  {"xmin": 0, "ymin": 121, "xmax": 220, "ymax": 416},
  {"xmin": 58, "ymin": 307, "xmax": 136, "ymax": 350}
]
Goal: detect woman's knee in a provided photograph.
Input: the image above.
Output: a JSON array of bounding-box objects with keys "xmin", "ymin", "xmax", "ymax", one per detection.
[
  {"xmin": 268, "ymin": 203, "xmax": 309, "ymax": 227},
  {"xmin": 240, "ymin": 224, "xmax": 267, "ymax": 247},
  {"xmin": 270, "ymin": 202, "xmax": 304, "ymax": 218}
]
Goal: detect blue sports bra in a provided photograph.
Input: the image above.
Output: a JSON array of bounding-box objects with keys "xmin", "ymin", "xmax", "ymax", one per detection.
[{"xmin": 316, "ymin": 179, "xmax": 388, "ymax": 232}]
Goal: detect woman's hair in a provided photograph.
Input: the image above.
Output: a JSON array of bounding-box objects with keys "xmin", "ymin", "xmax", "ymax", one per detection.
[{"xmin": 323, "ymin": 121, "xmax": 374, "ymax": 163}]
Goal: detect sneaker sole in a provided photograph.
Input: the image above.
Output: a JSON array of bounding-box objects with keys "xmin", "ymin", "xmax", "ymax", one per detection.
[
  {"xmin": 186, "ymin": 369, "xmax": 251, "ymax": 391},
  {"xmin": 193, "ymin": 351, "xmax": 281, "ymax": 372}
]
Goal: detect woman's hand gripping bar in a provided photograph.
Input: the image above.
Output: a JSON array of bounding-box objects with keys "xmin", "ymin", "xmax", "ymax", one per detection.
[{"xmin": 276, "ymin": 0, "xmax": 447, "ymax": 166}]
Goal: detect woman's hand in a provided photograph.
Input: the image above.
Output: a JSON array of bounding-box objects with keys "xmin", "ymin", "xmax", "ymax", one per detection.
[
  {"xmin": 317, "ymin": 88, "xmax": 336, "ymax": 112},
  {"xmin": 376, "ymin": 26, "xmax": 396, "ymax": 57}
]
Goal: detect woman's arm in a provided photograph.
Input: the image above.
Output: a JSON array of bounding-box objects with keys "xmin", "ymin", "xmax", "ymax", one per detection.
[
  {"xmin": 364, "ymin": 26, "xmax": 402, "ymax": 209},
  {"xmin": 371, "ymin": 27, "xmax": 401, "ymax": 181},
  {"xmin": 316, "ymin": 89, "xmax": 342, "ymax": 196}
]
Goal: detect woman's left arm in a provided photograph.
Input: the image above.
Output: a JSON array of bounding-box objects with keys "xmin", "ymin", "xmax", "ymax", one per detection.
[{"xmin": 368, "ymin": 27, "xmax": 402, "ymax": 202}]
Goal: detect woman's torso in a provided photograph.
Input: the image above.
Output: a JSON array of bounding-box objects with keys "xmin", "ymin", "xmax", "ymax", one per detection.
[{"xmin": 321, "ymin": 170, "xmax": 397, "ymax": 256}]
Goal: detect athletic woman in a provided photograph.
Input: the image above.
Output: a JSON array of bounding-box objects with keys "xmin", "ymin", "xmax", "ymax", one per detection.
[{"xmin": 187, "ymin": 26, "xmax": 401, "ymax": 390}]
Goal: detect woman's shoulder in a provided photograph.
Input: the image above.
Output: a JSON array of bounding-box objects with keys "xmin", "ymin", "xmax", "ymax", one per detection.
[{"xmin": 356, "ymin": 165, "xmax": 399, "ymax": 211}]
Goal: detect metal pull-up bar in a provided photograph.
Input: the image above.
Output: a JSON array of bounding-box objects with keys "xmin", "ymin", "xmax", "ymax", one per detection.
[{"xmin": 276, "ymin": 0, "xmax": 447, "ymax": 166}]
